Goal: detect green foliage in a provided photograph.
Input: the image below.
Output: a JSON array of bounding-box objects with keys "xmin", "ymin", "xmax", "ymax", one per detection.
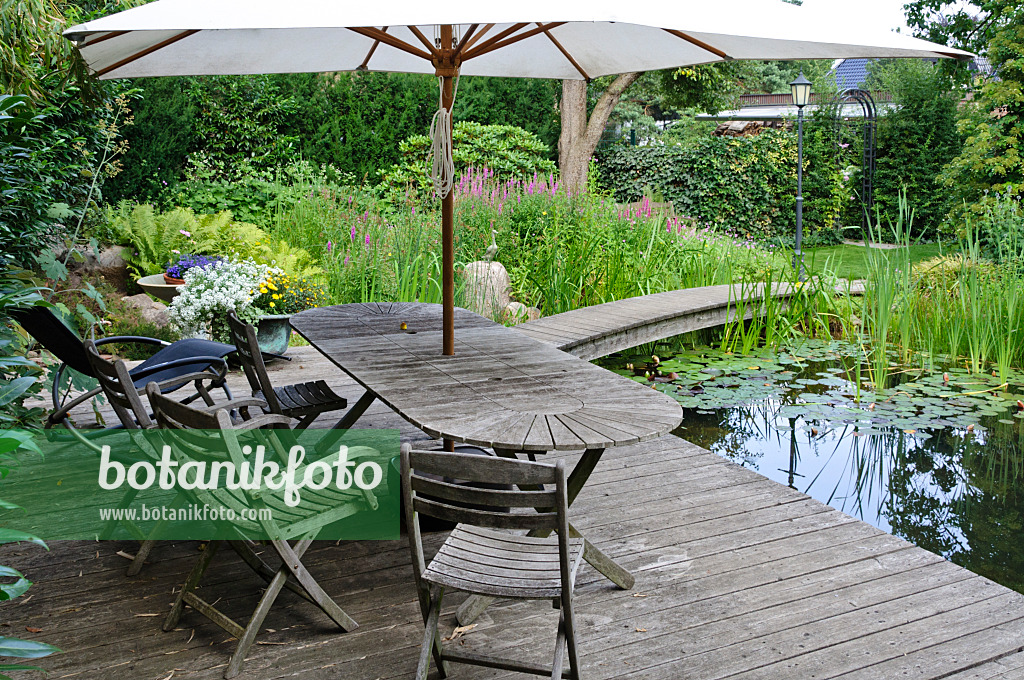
[
  {"xmin": 102, "ymin": 77, "xmax": 198, "ymax": 202},
  {"xmin": 265, "ymin": 168, "xmax": 788, "ymax": 316},
  {"xmin": 968, "ymin": 189, "xmax": 1024, "ymax": 264},
  {"xmin": 656, "ymin": 63, "xmax": 751, "ymax": 114},
  {"xmin": 1, "ymin": 0, "xmax": 85, "ymax": 103},
  {"xmin": 0, "ymin": 271, "xmax": 61, "ymax": 676},
  {"xmin": 0, "ymin": 271, "xmax": 49, "ymax": 428},
  {"xmin": 109, "ymin": 72, "xmax": 561, "ymax": 203},
  {"xmin": 869, "ymin": 60, "xmax": 961, "ymax": 238},
  {"xmin": 102, "ymin": 203, "xmax": 267, "ymax": 277},
  {"xmin": 160, "ymin": 161, "xmax": 355, "ymax": 227},
  {"xmin": 0, "ymin": 95, "xmax": 51, "ymax": 265},
  {"xmin": 941, "ymin": 5, "xmax": 1024, "ymax": 224},
  {"xmin": 182, "ymin": 75, "xmax": 300, "ymax": 178},
  {"xmin": 596, "ymin": 130, "xmax": 806, "ymax": 238},
  {"xmin": 905, "ymin": 0, "xmax": 1018, "ymax": 60},
  {"xmin": 102, "ymin": 202, "xmax": 320, "ymax": 279},
  {"xmin": 378, "ymin": 122, "xmax": 557, "ymax": 198}
]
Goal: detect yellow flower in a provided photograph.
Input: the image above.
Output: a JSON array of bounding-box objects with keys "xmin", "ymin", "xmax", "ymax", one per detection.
[
  {"xmin": 268, "ymin": 283, "xmax": 278, "ymax": 291},
  {"xmin": 272, "ymin": 294, "xmax": 280, "ymax": 299},
  {"xmin": 269, "ymin": 302, "xmax": 275, "ymax": 307},
  {"xmin": 259, "ymin": 287, "xmax": 268, "ymax": 294}
]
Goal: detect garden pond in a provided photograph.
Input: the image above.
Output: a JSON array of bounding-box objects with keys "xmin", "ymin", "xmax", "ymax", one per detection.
[{"xmin": 598, "ymin": 338, "xmax": 1024, "ymax": 594}]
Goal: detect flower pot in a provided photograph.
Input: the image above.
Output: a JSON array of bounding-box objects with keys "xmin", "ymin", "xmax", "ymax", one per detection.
[
  {"xmin": 255, "ymin": 314, "xmax": 292, "ymax": 356},
  {"xmin": 137, "ymin": 274, "xmax": 183, "ymax": 303},
  {"xmin": 163, "ymin": 273, "xmax": 186, "ymax": 285}
]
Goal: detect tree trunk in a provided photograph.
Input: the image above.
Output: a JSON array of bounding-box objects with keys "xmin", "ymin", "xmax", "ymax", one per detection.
[{"xmin": 557, "ymin": 73, "xmax": 642, "ymax": 195}]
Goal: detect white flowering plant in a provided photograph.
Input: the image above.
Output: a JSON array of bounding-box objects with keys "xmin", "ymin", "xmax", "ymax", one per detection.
[{"xmin": 169, "ymin": 257, "xmax": 282, "ymax": 342}]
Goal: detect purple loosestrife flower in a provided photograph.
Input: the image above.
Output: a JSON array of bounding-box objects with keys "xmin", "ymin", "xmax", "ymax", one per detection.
[
  {"xmin": 351, "ymin": 225, "xmax": 357, "ymax": 241},
  {"xmin": 326, "ymin": 241, "xmax": 333, "ymax": 254}
]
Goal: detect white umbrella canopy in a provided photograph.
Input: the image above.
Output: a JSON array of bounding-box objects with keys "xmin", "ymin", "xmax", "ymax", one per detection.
[
  {"xmin": 65, "ymin": 0, "xmax": 969, "ymax": 357},
  {"xmin": 66, "ymin": 0, "xmax": 968, "ymax": 80}
]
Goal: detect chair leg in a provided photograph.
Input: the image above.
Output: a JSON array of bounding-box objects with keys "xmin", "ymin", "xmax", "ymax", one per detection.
[
  {"xmin": 127, "ymin": 539, "xmax": 156, "ymax": 577},
  {"xmin": 164, "ymin": 541, "xmax": 220, "ymax": 631},
  {"xmin": 272, "ymin": 537, "xmax": 358, "ymax": 632},
  {"xmin": 563, "ymin": 594, "xmax": 580, "ymax": 680},
  {"xmin": 552, "ymin": 608, "xmax": 566, "ymax": 680},
  {"xmin": 226, "ymin": 540, "xmax": 317, "ymax": 606},
  {"xmin": 224, "ymin": 565, "xmax": 290, "ymax": 679},
  {"xmin": 417, "ymin": 587, "xmax": 447, "ymax": 680},
  {"xmin": 294, "ymin": 413, "xmax": 318, "ymax": 429}
]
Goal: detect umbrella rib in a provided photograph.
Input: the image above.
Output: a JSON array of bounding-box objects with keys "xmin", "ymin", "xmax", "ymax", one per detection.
[
  {"xmin": 460, "ymin": 23, "xmax": 530, "ymax": 60},
  {"xmin": 663, "ymin": 29, "xmax": 733, "ymax": 60},
  {"xmin": 94, "ymin": 29, "xmax": 199, "ymax": 77},
  {"xmin": 407, "ymin": 25, "xmax": 440, "ymax": 58},
  {"xmin": 347, "ymin": 26, "xmax": 432, "ymax": 61},
  {"xmin": 79, "ymin": 30, "xmax": 127, "ymax": 48},
  {"xmin": 359, "ymin": 26, "xmax": 388, "ymax": 69},
  {"xmin": 457, "ymin": 23, "xmax": 490, "ymax": 57},
  {"xmin": 537, "ymin": 23, "xmax": 589, "ymax": 80},
  {"xmin": 463, "ymin": 22, "xmax": 565, "ymax": 61},
  {"xmin": 452, "ymin": 23, "xmax": 480, "ymax": 61}
]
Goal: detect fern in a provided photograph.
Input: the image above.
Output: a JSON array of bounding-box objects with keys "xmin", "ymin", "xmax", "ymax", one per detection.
[{"xmin": 103, "ymin": 202, "xmax": 273, "ymax": 277}]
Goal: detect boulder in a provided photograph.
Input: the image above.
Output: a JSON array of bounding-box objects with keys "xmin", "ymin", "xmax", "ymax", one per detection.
[
  {"xmin": 122, "ymin": 293, "xmax": 170, "ymax": 328},
  {"xmin": 502, "ymin": 302, "xmax": 542, "ymax": 325},
  {"xmin": 463, "ymin": 261, "xmax": 511, "ymax": 319}
]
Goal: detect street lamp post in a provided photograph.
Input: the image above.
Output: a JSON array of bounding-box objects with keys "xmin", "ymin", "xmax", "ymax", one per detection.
[{"xmin": 790, "ymin": 72, "xmax": 812, "ymax": 282}]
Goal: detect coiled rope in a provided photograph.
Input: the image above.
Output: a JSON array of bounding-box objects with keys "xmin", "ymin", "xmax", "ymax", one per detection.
[{"xmin": 428, "ymin": 75, "xmax": 459, "ymax": 198}]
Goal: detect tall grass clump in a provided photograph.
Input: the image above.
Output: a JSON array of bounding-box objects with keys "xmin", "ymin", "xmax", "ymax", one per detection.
[{"xmin": 857, "ymin": 192, "xmax": 1024, "ymax": 376}]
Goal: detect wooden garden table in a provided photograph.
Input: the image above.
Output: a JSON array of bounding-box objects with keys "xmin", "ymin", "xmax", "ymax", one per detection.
[{"xmin": 291, "ymin": 302, "xmax": 683, "ymax": 623}]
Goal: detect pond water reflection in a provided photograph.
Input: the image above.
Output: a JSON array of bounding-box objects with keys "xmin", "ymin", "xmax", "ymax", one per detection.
[{"xmin": 598, "ymin": 340, "xmax": 1024, "ymax": 594}]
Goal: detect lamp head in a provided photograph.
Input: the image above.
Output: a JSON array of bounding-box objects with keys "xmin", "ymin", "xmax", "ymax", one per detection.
[{"xmin": 790, "ymin": 72, "xmax": 812, "ymax": 108}]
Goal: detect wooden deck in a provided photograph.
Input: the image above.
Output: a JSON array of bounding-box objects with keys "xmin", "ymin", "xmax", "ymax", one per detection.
[
  {"xmin": 9, "ymin": 347, "xmax": 1024, "ymax": 680},
  {"xmin": 516, "ymin": 281, "xmax": 864, "ymax": 360}
]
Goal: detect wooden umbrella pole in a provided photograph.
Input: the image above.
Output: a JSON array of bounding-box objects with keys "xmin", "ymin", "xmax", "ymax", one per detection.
[
  {"xmin": 439, "ymin": 25, "xmax": 457, "ymax": 453},
  {"xmin": 438, "ymin": 24, "xmax": 456, "ymax": 359},
  {"xmin": 441, "ymin": 75, "xmax": 455, "ymax": 357}
]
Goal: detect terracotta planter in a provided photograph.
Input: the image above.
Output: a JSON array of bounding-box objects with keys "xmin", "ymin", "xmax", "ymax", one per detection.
[{"xmin": 163, "ymin": 274, "xmax": 186, "ymax": 285}]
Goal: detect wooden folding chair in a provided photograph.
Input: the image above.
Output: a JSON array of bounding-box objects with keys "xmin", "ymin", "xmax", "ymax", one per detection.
[
  {"xmin": 146, "ymin": 384, "xmax": 379, "ymax": 678},
  {"xmin": 84, "ymin": 340, "xmax": 266, "ymax": 576},
  {"xmin": 400, "ymin": 444, "xmax": 584, "ymax": 680},
  {"xmin": 226, "ymin": 309, "xmax": 356, "ymax": 429}
]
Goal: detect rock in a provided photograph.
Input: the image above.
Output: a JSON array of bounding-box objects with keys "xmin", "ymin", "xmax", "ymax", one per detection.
[
  {"xmin": 502, "ymin": 302, "xmax": 541, "ymax": 325},
  {"xmin": 97, "ymin": 246, "xmax": 127, "ymax": 269},
  {"xmin": 122, "ymin": 293, "xmax": 170, "ymax": 327},
  {"xmin": 463, "ymin": 261, "xmax": 511, "ymax": 319}
]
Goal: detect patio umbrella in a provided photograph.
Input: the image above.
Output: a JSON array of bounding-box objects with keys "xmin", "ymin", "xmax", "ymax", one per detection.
[{"xmin": 65, "ymin": 0, "xmax": 970, "ymax": 355}]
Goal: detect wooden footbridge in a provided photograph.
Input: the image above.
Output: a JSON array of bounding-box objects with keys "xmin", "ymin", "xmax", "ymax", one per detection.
[
  {"xmin": 9, "ymin": 281, "xmax": 1022, "ymax": 680},
  {"xmin": 516, "ymin": 280, "xmax": 863, "ymax": 360}
]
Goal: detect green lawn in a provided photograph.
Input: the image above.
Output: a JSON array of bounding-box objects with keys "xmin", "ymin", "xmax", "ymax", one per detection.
[{"xmin": 803, "ymin": 243, "xmax": 947, "ymax": 280}]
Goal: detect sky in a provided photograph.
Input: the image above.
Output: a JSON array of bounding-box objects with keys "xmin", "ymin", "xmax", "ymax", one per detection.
[{"xmin": 801, "ymin": 0, "xmax": 912, "ymax": 34}]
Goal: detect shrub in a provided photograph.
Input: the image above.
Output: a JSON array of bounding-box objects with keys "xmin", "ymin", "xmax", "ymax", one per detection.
[
  {"xmin": 870, "ymin": 60, "xmax": 961, "ymax": 239},
  {"xmin": 596, "ymin": 131, "xmax": 803, "ymax": 239},
  {"xmin": 378, "ymin": 122, "xmax": 557, "ymax": 199}
]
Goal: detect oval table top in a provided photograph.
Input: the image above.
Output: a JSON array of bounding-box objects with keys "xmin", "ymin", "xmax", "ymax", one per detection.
[{"xmin": 291, "ymin": 302, "xmax": 683, "ymax": 452}]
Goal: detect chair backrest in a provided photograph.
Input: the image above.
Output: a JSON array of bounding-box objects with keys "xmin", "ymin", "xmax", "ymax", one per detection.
[
  {"xmin": 9, "ymin": 306, "xmax": 93, "ymax": 376},
  {"xmin": 84, "ymin": 340, "xmax": 153, "ymax": 429},
  {"xmin": 226, "ymin": 309, "xmax": 281, "ymax": 412},
  {"xmin": 400, "ymin": 445, "xmax": 572, "ymax": 591}
]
